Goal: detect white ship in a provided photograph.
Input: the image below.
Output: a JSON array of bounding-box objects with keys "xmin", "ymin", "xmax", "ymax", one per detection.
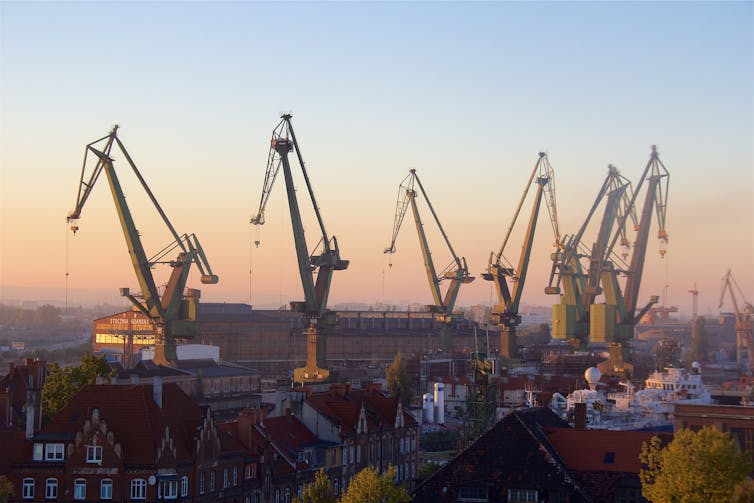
[{"xmin": 551, "ymin": 362, "xmax": 713, "ymax": 431}]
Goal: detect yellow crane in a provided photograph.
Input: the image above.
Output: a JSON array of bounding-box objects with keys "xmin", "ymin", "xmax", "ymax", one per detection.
[{"xmin": 720, "ymin": 269, "xmax": 754, "ymax": 369}]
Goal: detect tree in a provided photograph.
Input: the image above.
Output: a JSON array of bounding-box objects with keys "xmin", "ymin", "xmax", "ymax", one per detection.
[
  {"xmin": 293, "ymin": 468, "xmax": 336, "ymax": 503},
  {"xmin": 42, "ymin": 353, "xmax": 113, "ymax": 424},
  {"xmin": 0, "ymin": 475, "xmax": 13, "ymax": 503},
  {"xmin": 339, "ymin": 466, "xmax": 410, "ymax": 503},
  {"xmin": 640, "ymin": 426, "xmax": 752, "ymax": 503},
  {"xmin": 386, "ymin": 353, "xmax": 411, "ymax": 407}
]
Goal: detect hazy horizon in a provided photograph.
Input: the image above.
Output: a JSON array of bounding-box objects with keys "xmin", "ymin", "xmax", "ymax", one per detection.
[{"xmin": 1, "ymin": 2, "xmax": 752, "ymax": 322}]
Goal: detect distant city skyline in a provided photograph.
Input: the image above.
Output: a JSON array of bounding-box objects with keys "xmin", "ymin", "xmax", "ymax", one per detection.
[{"xmin": 1, "ymin": 2, "xmax": 752, "ymax": 320}]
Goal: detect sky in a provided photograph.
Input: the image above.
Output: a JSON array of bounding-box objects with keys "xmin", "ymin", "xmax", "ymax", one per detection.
[{"xmin": 0, "ymin": 1, "xmax": 752, "ymax": 320}]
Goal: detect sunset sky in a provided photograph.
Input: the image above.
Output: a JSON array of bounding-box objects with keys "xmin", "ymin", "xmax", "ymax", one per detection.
[{"xmin": 1, "ymin": 2, "xmax": 752, "ymax": 319}]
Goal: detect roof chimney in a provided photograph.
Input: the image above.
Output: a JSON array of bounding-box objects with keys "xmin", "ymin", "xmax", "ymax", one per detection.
[{"xmin": 153, "ymin": 376, "xmax": 163, "ymax": 409}]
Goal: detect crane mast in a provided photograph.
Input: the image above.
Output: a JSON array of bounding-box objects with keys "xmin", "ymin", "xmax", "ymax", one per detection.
[
  {"xmin": 384, "ymin": 169, "xmax": 474, "ymax": 351},
  {"xmin": 66, "ymin": 126, "xmax": 219, "ymax": 365},
  {"xmin": 251, "ymin": 115, "xmax": 348, "ymax": 384},
  {"xmin": 596, "ymin": 146, "xmax": 669, "ymax": 375},
  {"xmin": 483, "ymin": 152, "xmax": 559, "ymax": 359},
  {"xmin": 719, "ymin": 269, "xmax": 754, "ymax": 369}
]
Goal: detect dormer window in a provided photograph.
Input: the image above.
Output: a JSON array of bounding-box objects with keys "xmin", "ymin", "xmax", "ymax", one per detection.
[
  {"xmin": 86, "ymin": 445, "xmax": 103, "ymax": 464},
  {"xmin": 44, "ymin": 444, "xmax": 64, "ymax": 461}
]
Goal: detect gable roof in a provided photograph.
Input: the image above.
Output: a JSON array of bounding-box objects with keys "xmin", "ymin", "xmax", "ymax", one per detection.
[{"xmin": 38, "ymin": 383, "xmax": 203, "ymax": 465}]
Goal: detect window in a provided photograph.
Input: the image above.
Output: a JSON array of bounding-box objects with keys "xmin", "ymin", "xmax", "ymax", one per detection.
[
  {"xmin": 603, "ymin": 451, "xmax": 616, "ymax": 464},
  {"xmin": 210, "ymin": 471, "xmax": 215, "ymax": 492},
  {"xmin": 233, "ymin": 466, "xmax": 238, "ymax": 486},
  {"xmin": 333, "ymin": 478, "xmax": 339, "ymax": 495},
  {"xmin": 274, "ymin": 488, "xmax": 280, "ymax": 503},
  {"xmin": 549, "ymin": 493, "xmax": 568, "ymax": 503},
  {"xmin": 44, "ymin": 443, "xmax": 64, "ymax": 461},
  {"xmin": 199, "ymin": 473, "xmax": 205, "ymax": 495},
  {"xmin": 245, "ymin": 496, "xmax": 251, "ymax": 503},
  {"xmin": 86, "ymin": 445, "xmax": 103, "ymax": 464},
  {"xmin": 284, "ymin": 488, "xmax": 290, "ymax": 503},
  {"xmin": 130, "ymin": 479, "xmax": 147, "ymax": 500},
  {"xmin": 507, "ymin": 488, "xmax": 537, "ymax": 503},
  {"xmin": 45, "ymin": 478, "xmax": 58, "ymax": 500},
  {"xmin": 181, "ymin": 476, "xmax": 188, "ymax": 497},
  {"xmin": 101, "ymin": 479, "xmax": 113, "ymax": 500},
  {"xmin": 223, "ymin": 468, "xmax": 228, "ymax": 488},
  {"xmin": 33, "ymin": 443, "xmax": 44, "ymax": 461},
  {"xmin": 458, "ymin": 486, "xmax": 489, "ymax": 502},
  {"xmin": 160, "ymin": 480, "xmax": 178, "ymax": 499},
  {"xmin": 246, "ymin": 464, "xmax": 254, "ymax": 479},
  {"xmin": 22, "ymin": 478, "xmax": 34, "ymax": 499},
  {"xmin": 73, "ymin": 479, "xmax": 86, "ymax": 500}
]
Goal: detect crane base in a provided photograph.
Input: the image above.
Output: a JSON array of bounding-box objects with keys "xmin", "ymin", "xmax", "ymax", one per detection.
[{"xmin": 293, "ymin": 366, "xmax": 330, "ymax": 385}]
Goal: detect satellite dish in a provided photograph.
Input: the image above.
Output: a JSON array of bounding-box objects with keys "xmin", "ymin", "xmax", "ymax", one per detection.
[{"xmin": 148, "ymin": 476, "xmax": 156, "ymax": 486}]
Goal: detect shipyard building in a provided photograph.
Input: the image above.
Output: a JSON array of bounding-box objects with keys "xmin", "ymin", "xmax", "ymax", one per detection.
[{"xmin": 93, "ymin": 303, "xmax": 494, "ymax": 374}]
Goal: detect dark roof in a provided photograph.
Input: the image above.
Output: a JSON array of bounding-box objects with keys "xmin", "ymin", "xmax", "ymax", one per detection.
[
  {"xmin": 38, "ymin": 383, "xmax": 203, "ymax": 465},
  {"xmin": 413, "ymin": 408, "xmax": 589, "ymax": 502},
  {"xmin": 199, "ymin": 303, "xmax": 253, "ymax": 315},
  {"xmin": 174, "ymin": 360, "xmax": 259, "ymax": 377}
]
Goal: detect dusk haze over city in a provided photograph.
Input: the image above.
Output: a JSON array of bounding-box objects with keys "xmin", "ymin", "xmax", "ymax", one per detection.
[{"xmin": 0, "ymin": 2, "xmax": 753, "ymax": 502}]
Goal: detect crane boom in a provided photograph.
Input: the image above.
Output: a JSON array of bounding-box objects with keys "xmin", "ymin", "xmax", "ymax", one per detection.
[
  {"xmin": 66, "ymin": 126, "xmax": 218, "ymax": 365},
  {"xmin": 384, "ymin": 169, "xmax": 473, "ymax": 348},
  {"xmin": 251, "ymin": 115, "xmax": 348, "ymax": 383}
]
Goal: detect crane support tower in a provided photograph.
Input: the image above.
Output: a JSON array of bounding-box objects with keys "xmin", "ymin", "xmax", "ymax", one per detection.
[
  {"xmin": 720, "ymin": 269, "xmax": 754, "ymax": 370},
  {"xmin": 597, "ymin": 146, "xmax": 669, "ymax": 375},
  {"xmin": 251, "ymin": 115, "xmax": 349, "ymax": 385},
  {"xmin": 484, "ymin": 152, "xmax": 560, "ymax": 360},
  {"xmin": 67, "ymin": 126, "xmax": 219, "ymax": 365},
  {"xmin": 384, "ymin": 169, "xmax": 474, "ymax": 351}
]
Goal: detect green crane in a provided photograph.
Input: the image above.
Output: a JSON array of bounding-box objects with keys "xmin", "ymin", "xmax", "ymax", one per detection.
[
  {"xmin": 597, "ymin": 146, "xmax": 669, "ymax": 375},
  {"xmin": 384, "ymin": 169, "xmax": 474, "ymax": 351},
  {"xmin": 67, "ymin": 126, "xmax": 219, "ymax": 365},
  {"xmin": 483, "ymin": 152, "xmax": 559, "ymax": 360},
  {"xmin": 251, "ymin": 115, "xmax": 348, "ymax": 384}
]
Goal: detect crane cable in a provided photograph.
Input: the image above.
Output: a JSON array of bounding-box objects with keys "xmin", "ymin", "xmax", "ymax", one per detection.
[{"xmin": 65, "ymin": 223, "xmax": 71, "ymax": 314}]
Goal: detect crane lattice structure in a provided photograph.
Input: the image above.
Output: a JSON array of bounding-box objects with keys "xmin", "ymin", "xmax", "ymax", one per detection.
[
  {"xmin": 251, "ymin": 115, "xmax": 349, "ymax": 384},
  {"xmin": 384, "ymin": 169, "xmax": 474, "ymax": 351},
  {"xmin": 67, "ymin": 126, "xmax": 219, "ymax": 365}
]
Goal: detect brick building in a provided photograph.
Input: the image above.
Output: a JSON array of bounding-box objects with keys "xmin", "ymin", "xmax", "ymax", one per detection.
[
  {"xmin": 6, "ymin": 381, "xmax": 249, "ymax": 503},
  {"xmin": 675, "ymin": 403, "xmax": 754, "ymax": 463},
  {"xmin": 301, "ymin": 383, "xmax": 419, "ymax": 490}
]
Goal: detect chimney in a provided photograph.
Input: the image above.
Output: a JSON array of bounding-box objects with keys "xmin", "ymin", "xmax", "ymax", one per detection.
[
  {"xmin": 574, "ymin": 402, "xmax": 587, "ymax": 429},
  {"xmin": 153, "ymin": 376, "xmax": 163, "ymax": 409}
]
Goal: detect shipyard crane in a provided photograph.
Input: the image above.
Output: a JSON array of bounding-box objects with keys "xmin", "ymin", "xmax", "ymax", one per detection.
[
  {"xmin": 597, "ymin": 145, "xmax": 669, "ymax": 375},
  {"xmin": 384, "ymin": 169, "xmax": 474, "ymax": 351},
  {"xmin": 251, "ymin": 114, "xmax": 348, "ymax": 384},
  {"xmin": 67, "ymin": 126, "xmax": 219, "ymax": 365},
  {"xmin": 483, "ymin": 152, "xmax": 559, "ymax": 360},
  {"xmin": 547, "ymin": 165, "xmax": 636, "ymax": 347},
  {"xmin": 719, "ymin": 269, "xmax": 754, "ymax": 369}
]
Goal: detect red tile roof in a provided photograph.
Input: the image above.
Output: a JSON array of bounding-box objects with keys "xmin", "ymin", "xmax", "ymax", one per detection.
[
  {"xmin": 306, "ymin": 389, "xmax": 415, "ymax": 435},
  {"xmin": 546, "ymin": 427, "xmax": 659, "ymax": 473},
  {"xmin": 41, "ymin": 383, "xmax": 203, "ymax": 465},
  {"xmin": 256, "ymin": 415, "xmax": 317, "ymax": 464}
]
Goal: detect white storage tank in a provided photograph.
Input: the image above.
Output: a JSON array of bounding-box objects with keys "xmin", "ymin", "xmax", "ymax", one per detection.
[
  {"xmin": 422, "ymin": 393, "xmax": 435, "ymax": 424},
  {"xmin": 434, "ymin": 382, "xmax": 445, "ymax": 425}
]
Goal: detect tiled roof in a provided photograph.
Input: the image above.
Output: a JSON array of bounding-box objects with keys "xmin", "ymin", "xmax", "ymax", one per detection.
[
  {"xmin": 306, "ymin": 389, "xmax": 415, "ymax": 435},
  {"xmin": 256, "ymin": 415, "xmax": 317, "ymax": 464},
  {"xmin": 40, "ymin": 383, "xmax": 203, "ymax": 465},
  {"xmin": 546, "ymin": 428, "xmax": 659, "ymax": 474}
]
